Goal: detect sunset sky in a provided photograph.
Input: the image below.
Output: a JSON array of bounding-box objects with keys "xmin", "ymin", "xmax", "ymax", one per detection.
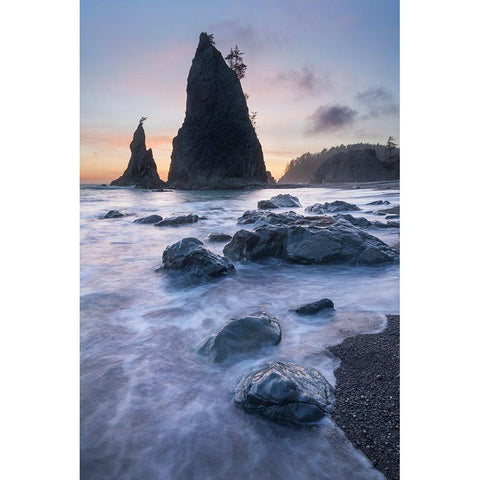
[{"xmin": 80, "ymin": 0, "xmax": 399, "ymax": 183}]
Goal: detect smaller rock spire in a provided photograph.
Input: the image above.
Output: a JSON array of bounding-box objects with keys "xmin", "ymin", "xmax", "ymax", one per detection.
[{"xmin": 111, "ymin": 120, "xmax": 165, "ymax": 189}]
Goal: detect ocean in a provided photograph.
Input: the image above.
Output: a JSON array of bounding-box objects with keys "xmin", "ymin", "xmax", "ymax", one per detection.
[{"xmin": 80, "ymin": 184, "xmax": 399, "ymax": 480}]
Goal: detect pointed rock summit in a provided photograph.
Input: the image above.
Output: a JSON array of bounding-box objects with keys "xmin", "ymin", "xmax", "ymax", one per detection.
[
  {"xmin": 168, "ymin": 33, "xmax": 267, "ymax": 189},
  {"xmin": 111, "ymin": 120, "xmax": 165, "ymax": 189}
]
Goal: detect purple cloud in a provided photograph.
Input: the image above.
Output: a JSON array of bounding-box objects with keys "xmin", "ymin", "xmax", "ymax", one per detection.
[
  {"xmin": 274, "ymin": 67, "xmax": 332, "ymax": 96},
  {"xmin": 307, "ymin": 104, "xmax": 357, "ymax": 134},
  {"xmin": 355, "ymin": 87, "xmax": 399, "ymax": 118}
]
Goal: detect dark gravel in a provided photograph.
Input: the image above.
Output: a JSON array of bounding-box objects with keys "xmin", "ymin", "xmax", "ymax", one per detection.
[{"xmin": 329, "ymin": 314, "xmax": 399, "ymax": 480}]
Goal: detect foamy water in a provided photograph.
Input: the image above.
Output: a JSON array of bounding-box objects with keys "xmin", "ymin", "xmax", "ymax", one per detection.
[{"xmin": 81, "ymin": 185, "xmax": 399, "ymax": 480}]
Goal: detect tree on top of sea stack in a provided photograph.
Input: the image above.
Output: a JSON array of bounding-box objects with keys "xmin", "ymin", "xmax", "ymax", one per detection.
[
  {"xmin": 167, "ymin": 32, "xmax": 267, "ymax": 189},
  {"xmin": 111, "ymin": 118, "xmax": 165, "ymax": 189}
]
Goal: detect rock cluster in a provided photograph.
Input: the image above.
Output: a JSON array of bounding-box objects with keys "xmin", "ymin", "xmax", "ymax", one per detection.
[
  {"xmin": 111, "ymin": 121, "xmax": 165, "ymax": 189},
  {"xmin": 149, "ymin": 191, "xmax": 399, "ymax": 428},
  {"xmin": 168, "ymin": 33, "xmax": 267, "ymax": 189},
  {"xmin": 223, "ymin": 217, "xmax": 398, "ymax": 266}
]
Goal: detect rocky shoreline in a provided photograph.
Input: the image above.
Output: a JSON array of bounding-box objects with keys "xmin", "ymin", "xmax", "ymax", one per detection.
[{"xmin": 329, "ymin": 314, "xmax": 400, "ymax": 480}]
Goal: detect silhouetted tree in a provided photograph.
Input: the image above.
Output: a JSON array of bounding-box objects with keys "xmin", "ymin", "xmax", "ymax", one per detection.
[
  {"xmin": 250, "ymin": 111, "xmax": 257, "ymax": 130},
  {"xmin": 225, "ymin": 45, "xmax": 247, "ymax": 80},
  {"xmin": 384, "ymin": 136, "xmax": 398, "ymax": 161},
  {"xmin": 206, "ymin": 33, "xmax": 215, "ymax": 45}
]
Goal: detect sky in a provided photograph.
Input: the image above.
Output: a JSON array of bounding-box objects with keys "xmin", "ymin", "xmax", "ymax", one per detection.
[{"xmin": 80, "ymin": 0, "xmax": 399, "ymax": 183}]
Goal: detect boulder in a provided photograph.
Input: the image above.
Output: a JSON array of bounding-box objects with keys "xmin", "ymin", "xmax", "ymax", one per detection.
[
  {"xmin": 371, "ymin": 220, "xmax": 389, "ymax": 229},
  {"xmin": 162, "ymin": 238, "xmax": 235, "ymax": 280},
  {"xmin": 103, "ymin": 210, "xmax": 124, "ymax": 219},
  {"xmin": 111, "ymin": 120, "xmax": 165, "ymax": 189},
  {"xmin": 234, "ymin": 362, "xmax": 335, "ymax": 426},
  {"xmin": 224, "ymin": 223, "xmax": 397, "ymax": 266},
  {"xmin": 205, "ymin": 232, "xmax": 233, "ymax": 242},
  {"xmin": 367, "ymin": 200, "xmax": 391, "ymax": 206},
  {"xmin": 167, "ymin": 33, "xmax": 267, "ymax": 189},
  {"xmin": 155, "ymin": 214, "xmax": 199, "ymax": 226},
  {"xmin": 387, "ymin": 220, "xmax": 400, "ymax": 228},
  {"xmin": 257, "ymin": 194, "xmax": 301, "ymax": 210},
  {"xmin": 372, "ymin": 220, "xmax": 400, "ymax": 231},
  {"xmin": 332, "ymin": 214, "xmax": 371, "ymax": 227},
  {"xmin": 199, "ymin": 312, "xmax": 281, "ymax": 362},
  {"xmin": 305, "ymin": 201, "xmax": 360, "ymax": 214},
  {"xmin": 237, "ymin": 210, "xmax": 335, "ymax": 230},
  {"xmin": 237, "ymin": 210, "xmax": 305, "ymax": 226},
  {"xmin": 294, "ymin": 299, "xmax": 335, "ymax": 315},
  {"xmin": 373, "ymin": 205, "xmax": 400, "ymax": 216},
  {"xmin": 133, "ymin": 214, "xmax": 163, "ymax": 224}
]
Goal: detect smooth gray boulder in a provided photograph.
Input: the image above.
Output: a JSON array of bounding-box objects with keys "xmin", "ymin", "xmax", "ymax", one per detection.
[
  {"xmin": 111, "ymin": 120, "xmax": 165, "ymax": 189},
  {"xmin": 133, "ymin": 215, "xmax": 163, "ymax": 224},
  {"xmin": 205, "ymin": 232, "xmax": 233, "ymax": 242},
  {"xmin": 332, "ymin": 214, "xmax": 371, "ymax": 227},
  {"xmin": 305, "ymin": 201, "xmax": 360, "ymax": 214},
  {"xmin": 367, "ymin": 200, "xmax": 391, "ymax": 206},
  {"xmin": 234, "ymin": 362, "xmax": 335, "ymax": 426},
  {"xmin": 374, "ymin": 205, "xmax": 400, "ymax": 216},
  {"xmin": 257, "ymin": 194, "xmax": 302, "ymax": 210},
  {"xmin": 162, "ymin": 238, "xmax": 235, "ymax": 281},
  {"xmin": 155, "ymin": 214, "xmax": 199, "ymax": 226},
  {"xmin": 294, "ymin": 299, "xmax": 334, "ymax": 315},
  {"xmin": 237, "ymin": 210, "xmax": 334, "ymax": 229},
  {"xmin": 372, "ymin": 220, "xmax": 400, "ymax": 229},
  {"xmin": 224, "ymin": 223, "xmax": 398, "ymax": 266},
  {"xmin": 238, "ymin": 210, "xmax": 305, "ymax": 226},
  {"xmin": 103, "ymin": 210, "xmax": 124, "ymax": 219},
  {"xmin": 199, "ymin": 312, "xmax": 281, "ymax": 363},
  {"xmin": 168, "ymin": 33, "xmax": 267, "ymax": 189}
]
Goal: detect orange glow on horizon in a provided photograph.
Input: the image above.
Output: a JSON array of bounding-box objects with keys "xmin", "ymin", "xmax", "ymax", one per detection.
[{"xmin": 80, "ymin": 127, "xmax": 296, "ymax": 184}]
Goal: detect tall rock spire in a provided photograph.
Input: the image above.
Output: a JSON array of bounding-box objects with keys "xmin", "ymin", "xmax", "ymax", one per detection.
[
  {"xmin": 168, "ymin": 33, "xmax": 267, "ymax": 189},
  {"xmin": 111, "ymin": 119, "xmax": 165, "ymax": 189}
]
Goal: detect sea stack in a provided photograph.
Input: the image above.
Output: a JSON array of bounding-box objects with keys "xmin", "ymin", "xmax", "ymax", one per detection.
[
  {"xmin": 168, "ymin": 33, "xmax": 267, "ymax": 189},
  {"xmin": 111, "ymin": 119, "xmax": 165, "ymax": 189}
]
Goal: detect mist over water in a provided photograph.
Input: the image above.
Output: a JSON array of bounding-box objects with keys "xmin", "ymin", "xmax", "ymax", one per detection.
[{"xmin": 81, "ymin": 185, "xmax": 399, "ymax": 480}]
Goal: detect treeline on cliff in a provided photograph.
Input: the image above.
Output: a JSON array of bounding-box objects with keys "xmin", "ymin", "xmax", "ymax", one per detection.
[{"xmin": 278, "ymin": 143, "xmax": 399, "ymax": 185}]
